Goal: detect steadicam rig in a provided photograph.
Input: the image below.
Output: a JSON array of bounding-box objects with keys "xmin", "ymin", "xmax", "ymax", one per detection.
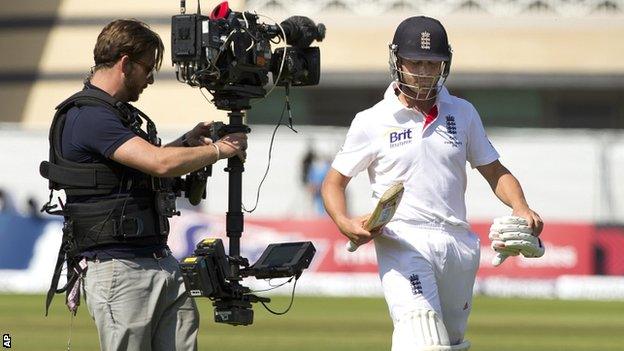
[{"xmin": 171, "ymin": 1, "xmax": 321, "ymax": 326}]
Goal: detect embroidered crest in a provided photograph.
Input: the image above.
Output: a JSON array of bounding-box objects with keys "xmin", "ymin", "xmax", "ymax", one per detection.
[
  {"xmin": 409, "ymin": 274, "xmax": 423, "ymax": 295},
  {"xmin": 442, "ymin": 114, "xmax": 462, "ymax": 147},
  {"xmin": 445, "ymin": 115, "xmax": 457, "ymax": 135},
  {"xmin": 420, "ymin": 31, "xmax": 431, "ymax": 50}
]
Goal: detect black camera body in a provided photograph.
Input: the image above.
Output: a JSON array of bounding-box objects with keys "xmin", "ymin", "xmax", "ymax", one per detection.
[
  {"xmin": 171, "ymin": 1, "xmax": 324, "ymax": 110},
  {"xmin": 180, "ymin": 238, "xmax": 316, "ymax": 325}
]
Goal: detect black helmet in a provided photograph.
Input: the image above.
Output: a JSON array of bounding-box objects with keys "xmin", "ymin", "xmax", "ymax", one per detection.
[
  {"xmin": 389, "ymin": 16, "xmax": 453, "ymax": 100},
  {"xmin": 392, "ymin": 16, "xmax": 451, "ymax": 61}
]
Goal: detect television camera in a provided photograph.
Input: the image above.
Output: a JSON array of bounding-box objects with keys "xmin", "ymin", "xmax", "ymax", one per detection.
[{"xmin": 171, "ymin": 0, "xmax": 325, "ymax": 110}]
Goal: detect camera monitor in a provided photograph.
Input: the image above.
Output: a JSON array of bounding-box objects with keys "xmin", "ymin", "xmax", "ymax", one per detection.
[{"xmin": 249, "ymin": 242, "xmax": 316, "ymax": 279}]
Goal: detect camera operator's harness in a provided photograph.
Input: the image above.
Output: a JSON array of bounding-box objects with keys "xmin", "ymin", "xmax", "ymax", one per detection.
[{"xmin": 39, "ymin": 89, "xmax": 180, "ymax": 315}]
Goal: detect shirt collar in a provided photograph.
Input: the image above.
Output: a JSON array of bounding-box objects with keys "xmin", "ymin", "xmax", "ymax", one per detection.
[{"xmin": 84, "ymin": 80, "xmax": 108, "ymax": 94}]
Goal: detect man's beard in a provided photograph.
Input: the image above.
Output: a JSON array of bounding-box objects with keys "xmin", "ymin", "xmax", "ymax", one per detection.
[{"xmin": 123, "ymin": 78, "xmax": 143, "ymax": 102}]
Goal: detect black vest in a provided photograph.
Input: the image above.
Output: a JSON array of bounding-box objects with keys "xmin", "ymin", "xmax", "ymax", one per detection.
[{"xmin": 40, "ymin": 88, "xmax": 180, "ymax": 315}]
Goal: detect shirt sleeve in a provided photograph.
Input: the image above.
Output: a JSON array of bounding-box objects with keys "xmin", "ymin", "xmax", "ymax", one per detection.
[
  {"xmin": 466, "ymin": 104, "xmax": 499, "ymax": 168},
  {"xmin": 331, "ymin": 114, "xmax": 376, "ymax": 177},
  {"xmin": 70, "ymin": 106, "xmax": 136, "ymax": 158}
]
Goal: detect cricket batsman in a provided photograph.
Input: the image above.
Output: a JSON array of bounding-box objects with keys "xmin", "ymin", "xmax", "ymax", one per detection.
[{"xmin": 321, "ymin": 16, "xmax": 544, "ymax": 350}]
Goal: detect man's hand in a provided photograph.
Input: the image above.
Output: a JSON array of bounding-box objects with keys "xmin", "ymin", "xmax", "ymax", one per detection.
[
  {"xmin": 338, "ymin": 214, "xmax": 382, "ymax": 246},
  {"xmin": 184, "ymin": 122, "xmax": 248, "ymax": 161},
  {"xmin": 489, "ymin": 216, "xmax": 545, "ymax": 267},
  {"xmin": 512, "ymin": 206, "xmax": 544, "ymax": 236},
  {"xmin": 499, "ymin": 231, "xmax": 545, "ymax": 258},
  {"xmin": 215, "ymin": 133, "xmax": 247, "ymax": 161},
  {"xmin": 184, "ymin": 122, "xmax": 215, "ymax": 147}
]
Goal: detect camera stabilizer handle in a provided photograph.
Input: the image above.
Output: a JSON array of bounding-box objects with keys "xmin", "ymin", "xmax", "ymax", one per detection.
[{"xmin": 223, "ymin": 108, "xmax": 250, "ymax": 279}]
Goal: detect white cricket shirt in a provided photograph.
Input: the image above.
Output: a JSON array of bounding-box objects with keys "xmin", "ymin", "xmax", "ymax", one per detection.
[{"xmin": 332, "ymin": 84, "xmax": 499, "ymax": 228}]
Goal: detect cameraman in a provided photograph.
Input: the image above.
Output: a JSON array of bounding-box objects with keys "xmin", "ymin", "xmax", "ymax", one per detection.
[{"xmin": 43, "ymin": 19, "xmax": 246, "ymax": 350}]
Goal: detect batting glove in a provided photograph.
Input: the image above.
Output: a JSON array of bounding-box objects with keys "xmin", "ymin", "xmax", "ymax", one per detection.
[{"xmin": 489, "ymin": 216, "xmax": 544, "ymax": 267}]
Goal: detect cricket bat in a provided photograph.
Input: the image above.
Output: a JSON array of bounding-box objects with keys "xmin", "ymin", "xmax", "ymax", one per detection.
[{"xmin": 346, "ymin": 182, "xmax": 404, "ymax": 252}]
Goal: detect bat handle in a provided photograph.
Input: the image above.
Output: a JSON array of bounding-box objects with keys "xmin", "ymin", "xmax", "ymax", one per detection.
[{"xmin": 346, "ymin": 241, "xmax": 358, "ymax": 252}]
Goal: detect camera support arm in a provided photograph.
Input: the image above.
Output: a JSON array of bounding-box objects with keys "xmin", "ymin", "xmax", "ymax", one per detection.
[{"xmin": 224, "ymin": 109, "xmax": 249, "ymax": 279}]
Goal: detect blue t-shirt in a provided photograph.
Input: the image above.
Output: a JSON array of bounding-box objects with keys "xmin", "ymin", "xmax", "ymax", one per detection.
[
  {"xmin": 61, "ymin": 83, "xmax": 165, "ymax": 258},
  {"xmin": 61, "ymin": 83, "xmax": 142, "ymax": 201},
  {"xmin": 62, "ymin": 106, "xmax": 135, "ymax": 163}
]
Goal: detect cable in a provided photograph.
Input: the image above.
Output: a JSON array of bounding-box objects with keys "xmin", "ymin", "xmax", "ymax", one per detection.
[
  {"xmin": 190, "ymin": 29, "xmax": 237, "ymax": 86},
  {"xmin": 252, "ymin": 12, "xmax": 288, "ymax": 103},
  {"xmin": 249, "ymin": 276, "xmax": 294, "ymax": 293},
  {"xmin": 66, "ymin": 312, "xmax": 75, "ymax": 350},
  {"xmin": 199, "ymin": 87, "xmax": 212, "ymax": 103},
  {"xmin": 267, "ymin": 277, "xmax": 290, "ymax": 287},
  {"xmin": 259, "ymin": 276, "xmax": 299, "ymax": 315},
  {"xmin": 241, "ymin": 97, "xmax": 288, "ymax": 213},
  {"xmin": 241, "ymin": 12, "xmax": 257, "ymax": 51}
]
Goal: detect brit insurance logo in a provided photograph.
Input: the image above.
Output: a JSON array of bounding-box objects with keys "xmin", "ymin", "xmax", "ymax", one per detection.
[{"xmin": 389, "ymin": 128, "xmax": 413, "ymax": 148}]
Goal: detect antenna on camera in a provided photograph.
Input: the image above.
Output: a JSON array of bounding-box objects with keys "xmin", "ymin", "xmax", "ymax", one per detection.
[{"xmin": 180, "ymin": 0, "xmax": 186, "ymax": 14}]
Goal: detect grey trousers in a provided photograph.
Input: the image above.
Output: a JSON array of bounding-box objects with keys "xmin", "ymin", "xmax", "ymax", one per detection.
[{"xmin": 83, "ymin": 254, "xmax": 200, "ymax": 351}]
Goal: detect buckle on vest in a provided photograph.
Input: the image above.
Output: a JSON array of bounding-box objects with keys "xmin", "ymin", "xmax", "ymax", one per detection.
[{"xmin": 118, "ymin": 216, "xmax": 144, "ymax": 238}]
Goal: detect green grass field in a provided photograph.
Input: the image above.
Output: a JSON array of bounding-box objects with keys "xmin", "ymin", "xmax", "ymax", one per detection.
[{"xmin": 1, "ymin": 294, "xmax": 623, "ymax": 350}]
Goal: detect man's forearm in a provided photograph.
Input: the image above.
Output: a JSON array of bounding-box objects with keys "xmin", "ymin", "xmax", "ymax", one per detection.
[
  {"xmin": 479, "ymin": 161, "xmax": 543, "ymax": 233},
  {"xmin": 134, "ymin": 146, "xmax": 218, "ymax": 177},
  {"xmin": 321, "ymin": 181, "xmax": 349, "ymax": 225},
  {"xmin": 494, "ymin": 173, "xmax": 529, "ymax": 211},
  {"xmin": 156, "ymin": 145, "xmax": 218, "ymax": 177}
]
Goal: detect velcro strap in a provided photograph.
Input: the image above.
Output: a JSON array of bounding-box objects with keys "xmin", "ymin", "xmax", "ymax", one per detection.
[
  {"xmin": 72, "ymin": 216, "xmax": 144, "ymax": 239},
  {"xmin": 41, "ymin": 161, "xmax": 119, "ymax": 188},
  {"xmin": 65, "ymin": 198, "xmax": 162, "ymax": 245}
]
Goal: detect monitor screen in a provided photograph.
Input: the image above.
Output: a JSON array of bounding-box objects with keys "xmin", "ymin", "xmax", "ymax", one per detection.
[{"xmin": 261, "ymin": 244, "xmax": 302, "ymax": 266}]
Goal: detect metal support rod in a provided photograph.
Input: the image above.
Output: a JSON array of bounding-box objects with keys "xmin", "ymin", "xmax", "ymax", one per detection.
[{"xmin": 225, "ymin": 109, "xmax": 245, "ymax": 276}]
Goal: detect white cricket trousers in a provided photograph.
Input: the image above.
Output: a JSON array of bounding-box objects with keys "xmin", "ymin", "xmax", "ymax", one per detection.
[{"xmin": 375, "ymin": 220, "xmax": 480, "ymax": 348}]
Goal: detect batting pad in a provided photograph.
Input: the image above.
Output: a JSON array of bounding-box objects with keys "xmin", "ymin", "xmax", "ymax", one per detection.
[
  {"xmin": 421, "ymin": 340, "xmax": 471, "ymax": 351},
  {"xmin": 392, "ymin": 309, "xmax": 470, "ymax": 351}
]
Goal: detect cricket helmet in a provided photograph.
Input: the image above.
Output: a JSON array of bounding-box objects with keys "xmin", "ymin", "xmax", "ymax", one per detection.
[{"xmin": 389, "ymin": 16, "xmax": 453, "ymax": 100}]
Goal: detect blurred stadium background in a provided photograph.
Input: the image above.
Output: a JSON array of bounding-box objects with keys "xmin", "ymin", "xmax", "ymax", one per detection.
[{"xmin": 1, "ymin": 0, "xmax": 624, "ymax": 349}]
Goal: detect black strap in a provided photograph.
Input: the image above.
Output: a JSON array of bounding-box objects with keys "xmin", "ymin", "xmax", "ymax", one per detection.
[
  {"xmin": 55, "ymin": 89, "xmax": 132, "ymax": 125},
  {"xmin": 45, "ymin": 255, "xmax": 64, "ymax": 316},
  {"xmin": 40, "ymin": 161, "xmax": 120, "ymax": 189},
  {"xmin": 41, "ymin": 88, "xmax": 157, "ymax": 196},
  {"xmin": 45, "ymin": 220, "xmax": 73, "ymax": 316},
  {"xmin": 55, "ymin": 89, "xmax": 157, "ymax": 143}
]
